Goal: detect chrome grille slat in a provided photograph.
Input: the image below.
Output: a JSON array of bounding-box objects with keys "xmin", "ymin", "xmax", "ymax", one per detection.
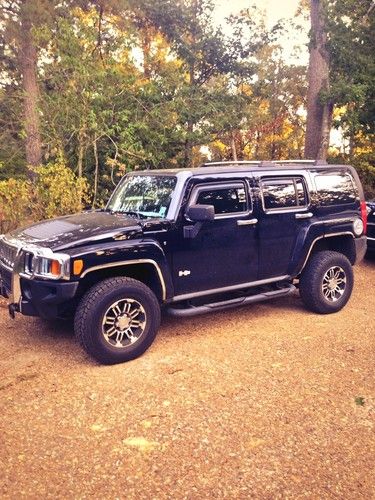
[{"xmin": 0, "ymin": 239, "xmax": 19, "ymax": 270}]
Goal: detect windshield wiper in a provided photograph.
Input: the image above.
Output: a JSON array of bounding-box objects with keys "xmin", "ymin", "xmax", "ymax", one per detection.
[{"xmin": 110, "ymin": 210, "xmax": 148, "ymax": 219}]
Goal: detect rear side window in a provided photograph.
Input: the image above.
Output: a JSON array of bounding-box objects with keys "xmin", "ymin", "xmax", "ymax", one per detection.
[
  {"xmin": 261, "ymin": 178, "xmax": 308, "ymax": 211},
  {"xmin": 315, "ymin": 173, "xmax": 357, "ymax": 206},
  {"xmin": 194, "ymin": 184, "xmax": 248, "ymax": 216}
]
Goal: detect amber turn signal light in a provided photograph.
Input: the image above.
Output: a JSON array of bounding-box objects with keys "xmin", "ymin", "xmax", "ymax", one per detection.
[
  {"xmin": 73, "ymin": 259, "xmax": 84, "ymax": 275},
  {"xmin": 50, "ymin": 259, "xmax": 61, "ymax": 277}
]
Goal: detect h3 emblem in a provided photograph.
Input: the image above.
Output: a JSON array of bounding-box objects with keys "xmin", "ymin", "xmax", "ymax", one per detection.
[{"xmin": 178, "ymin": 270, "xmax": 191, "ymax": 277}]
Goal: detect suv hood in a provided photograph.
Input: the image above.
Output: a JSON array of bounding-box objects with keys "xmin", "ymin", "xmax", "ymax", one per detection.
[{"xmin": 7, "ymin": 211, "xmax": 143, "ymax": 251}]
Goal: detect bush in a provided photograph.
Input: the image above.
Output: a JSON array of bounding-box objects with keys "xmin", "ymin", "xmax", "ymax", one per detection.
[
  {"xmin": 0, "ymin": 162, "xmax": 90, "ymax": 231},
  {"xmin": 352, "ymin": 159, "xmax": 375, "ymax": 200},
  {"xmin": 30, "ymin": 162, "xmax": 90, "ymax": 220},
  {"xmin": 0, "ymin": 178, "xmax": 31, "ymax": 232}
]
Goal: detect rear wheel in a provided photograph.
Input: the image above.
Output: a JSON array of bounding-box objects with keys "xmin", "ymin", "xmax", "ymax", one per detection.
[
  {"xmin": 74, "ymin": 277, "xmax": 161, "ymax": 364},
  {"xmin": 299, "ymin": 250, "xmax": 353, "ymax": 314}
]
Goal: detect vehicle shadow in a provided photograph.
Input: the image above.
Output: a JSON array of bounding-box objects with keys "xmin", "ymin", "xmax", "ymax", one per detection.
[
  {"xmin": 364, "ymin": 251, "xmax": 375, "ymax": 264},
  {"xmin": 34, "ymin": 317, "xmax": 75, "ymax": 338},
  {"xmin": 160, "ymin": 292, "xmax": 305, "ymax": 336}
]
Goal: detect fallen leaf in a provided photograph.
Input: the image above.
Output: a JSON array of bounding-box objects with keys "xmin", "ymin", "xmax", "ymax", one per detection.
[
  {"xmin": 91, "ymin": 424, "xmax": 106, "ymax": 432},
  {"xmin": 246, "ymin": 438, "xmax": 266, "ymax": 449},
  {"xmin": 123, "ymin": 437, "xmax": 159, "ymax": 452}
]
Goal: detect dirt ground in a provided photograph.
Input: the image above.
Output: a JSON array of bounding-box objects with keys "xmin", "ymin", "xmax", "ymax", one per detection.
[{"xmin": 0, "ymin": 257, "xmax": 374, "ymax": 499}]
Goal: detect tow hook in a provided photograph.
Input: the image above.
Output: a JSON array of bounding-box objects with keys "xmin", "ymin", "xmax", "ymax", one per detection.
[{"xmin": 8, "ymin": 303, "xmax": 17, "ymax": 319}]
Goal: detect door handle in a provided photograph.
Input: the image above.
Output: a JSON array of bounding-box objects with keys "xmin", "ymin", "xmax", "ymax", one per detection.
[
  {"xmin": 237, "ymin": 218, "xmax": 258, "ymax": 226},
  {"xmin": 295, "ymin": 212, "xmax": 313, "ymax": 219}
]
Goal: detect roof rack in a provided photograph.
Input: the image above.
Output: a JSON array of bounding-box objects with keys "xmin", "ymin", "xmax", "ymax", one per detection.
[{"xmin": 202, "ymin": 159, "xmax": 327, "ymax": 167}]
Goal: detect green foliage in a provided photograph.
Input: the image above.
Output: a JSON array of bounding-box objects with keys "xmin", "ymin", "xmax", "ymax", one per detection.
[
  {"xmin": 352, "ymin": 158, "xmax": 375, "ymax": 199},
  {"xmin": 0, "ymin": 162, "xmax": 90, "ymax": 229},
  {"xmin": 0, "ymin": 177, "xmax": 31, "ymax": 230},
  {"xmin": 0, "ymin": 0, "xmax": 374, "ymax": 201},
  {"xmin": 324, "ymin": 0, "xmax": 375, "ymax": 138},
  {"xmin": 354, "ymin": 396, "xmax": 365, "ymax": 406},
  {"xmin": 31, "ymin": 162, "xmax": 90, "ymax": 219}
]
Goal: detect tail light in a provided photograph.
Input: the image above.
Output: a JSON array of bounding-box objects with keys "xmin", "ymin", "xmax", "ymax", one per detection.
[{"xmin": 360, "ymin": 200, "xmax": 367, "ymax": 235}]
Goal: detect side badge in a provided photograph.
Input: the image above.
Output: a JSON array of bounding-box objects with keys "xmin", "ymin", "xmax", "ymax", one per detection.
[{"xmin": 178, "ymin": 270, "xmax": 191, "ymax": 277}]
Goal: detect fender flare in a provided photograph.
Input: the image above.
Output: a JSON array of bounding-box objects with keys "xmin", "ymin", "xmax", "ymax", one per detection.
[{"xmin": 80, "ymin": 258, "xmax": 168, "ymax": 301}]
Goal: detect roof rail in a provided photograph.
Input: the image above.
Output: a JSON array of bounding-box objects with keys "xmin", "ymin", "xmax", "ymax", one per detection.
[
  {"xmin": 202, "ymin": 161, "xmax": 261, "ymax": 166},
  {"xmin": 202, "ymin": 159, "xmax": 327, "ymax": 167}
]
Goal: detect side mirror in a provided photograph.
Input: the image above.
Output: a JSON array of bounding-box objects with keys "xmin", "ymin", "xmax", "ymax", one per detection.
[
  {"xmin": 185, "ymin": 204, "xmax": 215, "ymax": 222},
  {"xmin": 184, "ymin": 204, "xmax": 215, "ymax": 239}
]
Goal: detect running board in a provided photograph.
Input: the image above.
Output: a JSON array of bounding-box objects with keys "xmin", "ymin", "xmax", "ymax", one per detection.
[{"xmin": 167, "ymin": 284, "xmax": 296, "ymax": 318}]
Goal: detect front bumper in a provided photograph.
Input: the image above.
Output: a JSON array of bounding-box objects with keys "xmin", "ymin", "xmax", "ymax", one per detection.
[
  {"xmin": 354, "ymin": 235, "xmax": 368, "ymax": 262},
  {"xmin": 367, "ymin": 221, "xmax": 375, "ymax": 251},
  {"xmin": 0, "ymin": 263, "xmax": 79, "ymax": 319}
]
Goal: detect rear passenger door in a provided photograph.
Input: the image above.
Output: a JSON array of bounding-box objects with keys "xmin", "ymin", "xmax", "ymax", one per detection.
[{"xmin": 256, "ymin": 175, "xmax": 310, "ymax": 279}]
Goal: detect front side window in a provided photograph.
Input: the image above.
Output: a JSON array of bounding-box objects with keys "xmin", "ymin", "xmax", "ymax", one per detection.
[
  {"xmin": 315, "ymin": 173, "xmax": 357, "ymax": 206},
  {"xmin": 261, "ymin": 178, "xmax": 308, "ymax": 211},
  {"xmin": 107, "ymin": 175, "xmax": 177, "ymax": 218},
  {"xmin": 194, "ymin": 184, "xmax": 248, "ymax": 216}
]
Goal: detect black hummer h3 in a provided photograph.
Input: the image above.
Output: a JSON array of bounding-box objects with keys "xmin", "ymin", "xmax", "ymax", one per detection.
[{"xmin": 0, "ymin": 160, "xmax": 368, "ymax": 364}]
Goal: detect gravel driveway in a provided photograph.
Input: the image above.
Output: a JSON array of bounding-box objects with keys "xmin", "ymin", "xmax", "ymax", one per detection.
[{"xmin": 1, "ymin": 258, "xmax": 374, "ymax": 499}]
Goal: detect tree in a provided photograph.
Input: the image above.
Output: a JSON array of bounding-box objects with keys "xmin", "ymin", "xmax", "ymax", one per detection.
[
  {"xmin": 304, "ymin": 0, "xmax": 332, "ymax": 160},
  {"xmin": 135, "ymin": 0, "xmax": 264, "ymax": 166},
  {"xmin": 325, "ymin": 0, "xmax": 375, "ymax": 151},
  {"xmin": 0, "ymin": 0, "xmax": 57, "ymax": 175}
]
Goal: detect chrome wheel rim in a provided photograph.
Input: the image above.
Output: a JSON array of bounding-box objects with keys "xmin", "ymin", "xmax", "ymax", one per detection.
[
  {"xmin": 102, "ymin": 298, "xmax": 146, "ymax": 348},
  {"xmin": 322, "ymin": 266, "xmax": 347, "ymax": 302}
]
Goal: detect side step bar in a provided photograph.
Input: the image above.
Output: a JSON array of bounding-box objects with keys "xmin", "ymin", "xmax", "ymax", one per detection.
[{"xmin": 167, "ymin": 284, "xmax": 296, "ymax": 318}]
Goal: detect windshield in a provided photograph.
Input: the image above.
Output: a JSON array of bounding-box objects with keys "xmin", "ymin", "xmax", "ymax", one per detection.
[{"xmin": 107, "ymin": 175, "xmax": 177, "ymax": 218}]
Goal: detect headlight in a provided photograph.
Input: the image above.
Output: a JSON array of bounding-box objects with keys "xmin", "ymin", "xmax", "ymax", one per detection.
[
  {"xmin": 22, "ymin": 247, "xmax": 70, "ymax": 280},
  {"xmin": 353, "ymin": 218, "xmax": 364, "ymax": 236}
]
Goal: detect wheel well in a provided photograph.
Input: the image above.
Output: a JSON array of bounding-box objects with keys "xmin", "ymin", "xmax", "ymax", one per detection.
[
  {"xmin": 309, "ymin": 235, "xmax": 356, "ymax": 265},
  {"xmin": 76, "ymin": 263, "xmax": 164, "ymax": 302}
]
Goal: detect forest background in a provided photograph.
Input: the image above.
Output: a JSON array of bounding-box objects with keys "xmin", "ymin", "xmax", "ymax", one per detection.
[{"xmin": 0, "ymin": 0, "xmax": 374, "ymax": 228}]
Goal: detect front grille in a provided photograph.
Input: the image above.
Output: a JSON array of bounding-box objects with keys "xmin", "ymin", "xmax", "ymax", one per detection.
[
  {"xmin": 0, "ymin": 239, "xmax": 19, "ymax": 270},
  {"xmin": 0, "ymin": 265, "xmax": 12, "ymax": 293}
]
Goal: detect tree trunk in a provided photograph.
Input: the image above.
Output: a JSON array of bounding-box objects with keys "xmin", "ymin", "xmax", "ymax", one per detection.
[
  {"xmin": 231, "ymin": 130, "xmax": 238, "ymax": 161},
  {"xmin": 304, "ymin": 0, "xmax": 332, "ymax": 160},
  {"xmin": 77, "ymin": 127, "xmax": 85, "ymax": 178},
  {"xmin": 92, "ymin": 136, "xmax": 99, "ymax": 208},
  {"xmin": 184, "ymin": 0, "xmax": 197, "ymax": 168},
  {"xmin": 141, "ymin": 25, "xmax": 152, "ymax": 79},
  {"xmin": 19, "ymin": 1, "xmax": 42, "ymax": 176},
  {"xmin": 184, "ymin": 62, "xmax": 195, "ymax": 167}
]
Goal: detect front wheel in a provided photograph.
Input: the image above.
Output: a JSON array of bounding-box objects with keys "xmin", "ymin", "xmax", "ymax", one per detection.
[
  {"xmin": 74, "ymin": 277, "xmax": 161, "ymax": 364},
  {"xmin": 299, "ymin": 250, "xmax": 354, "ymax": 314}
]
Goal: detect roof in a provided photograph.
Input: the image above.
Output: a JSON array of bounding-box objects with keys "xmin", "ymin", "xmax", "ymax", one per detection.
[{"xmin": 130, "ymin": 161, "xmax": 351, "ymax": 177}]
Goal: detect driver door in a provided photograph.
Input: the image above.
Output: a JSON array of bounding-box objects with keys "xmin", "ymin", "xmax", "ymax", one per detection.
[{"xmin": 171, "ymin": 179, "xmax": 259, "ymax": 297}]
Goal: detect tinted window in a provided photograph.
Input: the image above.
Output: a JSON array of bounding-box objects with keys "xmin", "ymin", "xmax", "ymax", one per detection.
[
  {"xmin": 315, "ymin": 174, "xmax": 357, "ymax": 206},
  {"xmin": 108, "ymin": 175, "xmax": 177, "ymax": 218},
  {"xmin": 261, "ymin": 178, "xmax": 307, "ymax": 210},
  {"xmin": 195, "ymin": 185, "xmax": 247, "ymax": 215}
]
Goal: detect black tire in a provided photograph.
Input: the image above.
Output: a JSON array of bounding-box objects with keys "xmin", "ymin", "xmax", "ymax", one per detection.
[
  {"xmin": 299, "ymin": 250, "xmax": 354, "ymax": 314},
  {"xmin": 74, "ymin": 277, "xmax": 161, "ymax": 364}
]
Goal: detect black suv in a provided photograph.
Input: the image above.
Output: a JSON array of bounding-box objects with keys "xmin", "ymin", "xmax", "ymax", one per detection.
[
  {"xmin": 0, "ymin": 161, "xmax": 368, "ymax": 364},
  {"xmin": 366, "ymin": 200, "xmax": 375, "ymax": 252}
]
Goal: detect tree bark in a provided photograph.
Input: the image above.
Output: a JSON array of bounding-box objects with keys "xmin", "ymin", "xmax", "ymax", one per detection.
[
  {"xmin": 184, "ymin": 61, "xmax": 195, "ymax": 167},
  {"xmin": 183, "ymin": 0, "xmax": 197, "ymax": 168},
  {"xmin": 141, "ymin": 25, "xmax": 152, "ymax": 79},
  {"xmin": 92, "ymin": 136, "xmax": 99, "ymax": 208},
  {"xmin": 77, "ymin": 127, "xmax": 85, "ymax": 178},
  {"xmin": 19, "ymin": 1, "xmax": 42, "ymax": 176},
  {"xmin": 231, "ymin": 130, "xmax": 238, "ymax": 161},
  {"xmin": 304, "ymin": 0, "xmax": 332, "ymax": 160}
]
